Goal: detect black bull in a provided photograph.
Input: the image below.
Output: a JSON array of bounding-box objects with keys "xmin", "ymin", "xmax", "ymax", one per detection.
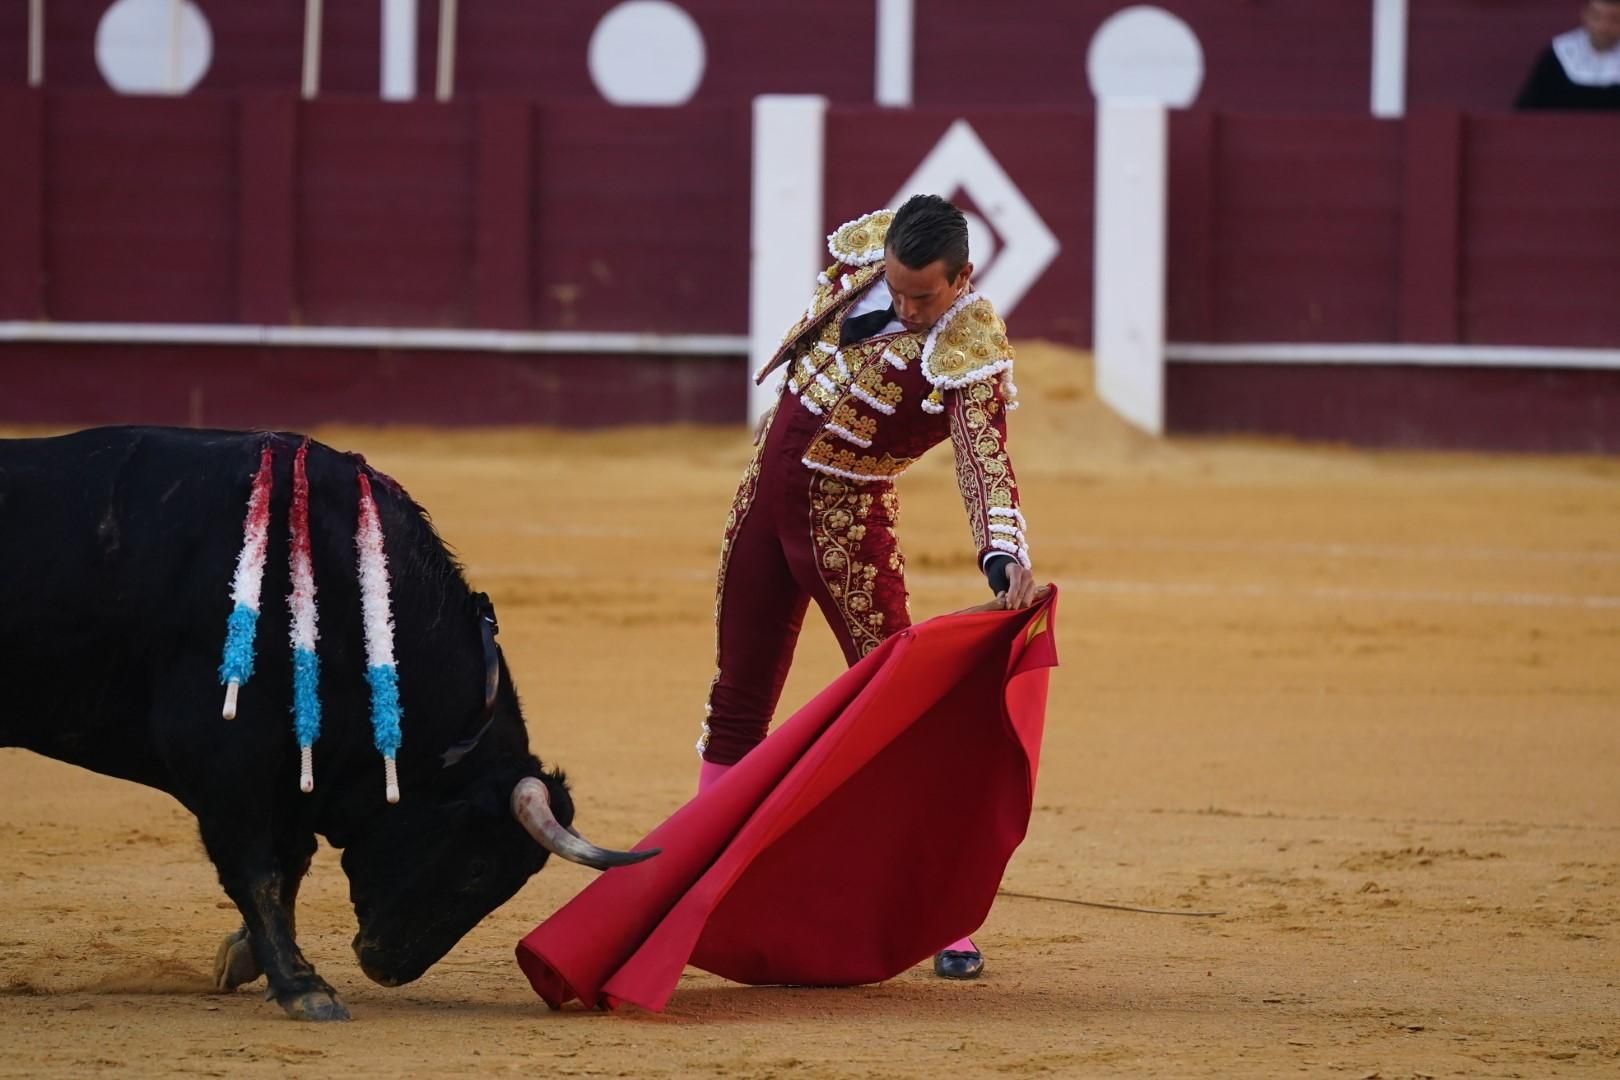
[{"xmin": 0, "ymin": 427, "xmax": 652, "ymax": 1020}]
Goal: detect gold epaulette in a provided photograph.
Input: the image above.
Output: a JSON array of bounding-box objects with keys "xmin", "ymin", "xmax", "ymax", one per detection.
[
  {"xmin": 826, "ymin": 209, "xmax": 893, "ymax": 266},
  {"xmin": 754, "ymin": 261, "xmax": 883, "ymax": 384},
  {"xmin": 920, "ymin": 294, "xmax": 1015, "ymax": 391},
  {"xmin": 752, "ymin": 207, "xmax": 891, "ymax": 385}
]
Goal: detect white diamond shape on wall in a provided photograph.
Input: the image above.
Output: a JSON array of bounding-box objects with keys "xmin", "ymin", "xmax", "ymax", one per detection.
[{"xmin": 888, "ymin": 120, "xmax": 1059, "ymax": 316}]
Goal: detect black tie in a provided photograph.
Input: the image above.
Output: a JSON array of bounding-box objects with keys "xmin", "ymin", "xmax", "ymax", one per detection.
[{"xmin": 839, "ymin": 305, "xmax": 895, "ymax": 346}]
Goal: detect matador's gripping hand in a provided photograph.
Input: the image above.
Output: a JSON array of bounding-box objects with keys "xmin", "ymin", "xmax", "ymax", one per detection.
[
  {"xmin": 954, "ymin": 564, "xmax": 1048, "ymax": 616},
  {"xmin": 997, "ymin": 560, "xmax": 1041, "ymax": 609},
  {"xmin": 986, "ymin": 555, "xmax": 1041, "ymax": 609}
]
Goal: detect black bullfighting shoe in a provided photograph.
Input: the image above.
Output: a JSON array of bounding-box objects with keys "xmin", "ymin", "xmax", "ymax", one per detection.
[{"xmin": 933, "ymin": 948, "xmax": 985, "ymax": 980}]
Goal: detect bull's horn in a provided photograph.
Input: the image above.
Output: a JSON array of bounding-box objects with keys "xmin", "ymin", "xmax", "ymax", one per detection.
[{"xmin": 510, "ymin": 777, "xmax": 658, "ymax": 870}]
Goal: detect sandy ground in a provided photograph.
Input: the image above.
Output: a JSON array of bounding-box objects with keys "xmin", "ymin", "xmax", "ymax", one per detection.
[{"xmin": 2, "ymin": 344, "xmax": 1618, "ymax": 1078}]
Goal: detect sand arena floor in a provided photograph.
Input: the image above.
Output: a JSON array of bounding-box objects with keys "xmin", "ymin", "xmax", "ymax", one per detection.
[{"xmin": 2, "ymin": 345, "xmax": 1618, "ymax": 1078}]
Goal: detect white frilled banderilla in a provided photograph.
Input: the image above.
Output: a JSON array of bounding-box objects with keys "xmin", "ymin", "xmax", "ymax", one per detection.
[{"xmin": 217, "ymin": 439, "xmax": 405, "ymax": 804}]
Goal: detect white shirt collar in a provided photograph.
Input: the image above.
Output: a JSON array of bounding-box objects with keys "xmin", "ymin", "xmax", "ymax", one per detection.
[
  {"xmin": 847, "ymin": 278, "xmax": 905, "ymax": 338},
  {"xmin": 1552, "ymin": 28, "xmax": 1620, "ymax": 87}
]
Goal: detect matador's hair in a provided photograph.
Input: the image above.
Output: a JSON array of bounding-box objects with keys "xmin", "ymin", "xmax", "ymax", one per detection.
[{"xmin": 886, "ymin": 194, "xmax": 970, "ymax": 282}]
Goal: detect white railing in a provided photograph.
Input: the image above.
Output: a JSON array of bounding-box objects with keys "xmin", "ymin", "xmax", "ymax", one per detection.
[{"xmin": 0, "ymin": 322, "xmax": 748, "ymax": 357}]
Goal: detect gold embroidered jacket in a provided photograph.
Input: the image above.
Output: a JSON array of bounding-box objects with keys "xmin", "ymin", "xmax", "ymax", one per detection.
[{"xmin": 756, "ymin": 209, "xmax": 1030, "ymax": 569}]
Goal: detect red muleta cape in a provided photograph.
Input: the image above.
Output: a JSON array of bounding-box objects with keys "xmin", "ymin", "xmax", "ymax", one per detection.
[{"xmin": 516, "ymin": 588, "xmax": 1059, "ymax": 1013}]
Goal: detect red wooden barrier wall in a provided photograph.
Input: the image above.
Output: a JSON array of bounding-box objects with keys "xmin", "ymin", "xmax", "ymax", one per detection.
[
  {"xmin": 1, "ymin": 91, "xmax": 1085, "ymax": 341},
  {"xmin": 1167, "ymin": 109, "xmax": 1620, "ymax": 350},
  {"xmin": 0, "ymin": 90, "xmax": 753, "ymax": 337},
  {"xmin": 1167, "ymin": 364, "xmax": 1620, "ymax": 454},
  {"xmin": 8, "ymin": 1, "xmax": 1578, "ymax": 115},
  {"xmin": 0, "ymin": 346, "xmax": 742, "ymax": 429},
  {"xmin": 1162, "ymin": 106, "xmax": 1620, "ymax": 452},
  {"xmin": 1408, "ymin": 0, "xmax": 1573, "ymax": 111},
  {"xmin": 1462, "ymin": 114, "xmax": 1620, "ymax": 349},
  {"xmin": 44, "ymin": 94, "xmax": 239, "ymax": 323},
  {"xmin": 2, "ymin": 85, "xmax": 1617, "ymax": 446},
  {"xmin": 1169, "ymin": 111, "xmax": 1402, "ymax": 344},
  {"xmin": 5, "ymin": 90, "xmax": 1618, "ymax": 351},
  {"xmin": 0, "ymin": 3, "xmax": 26, "ymax": 90},
  {"xmin": 531, "ymin": 103, "xmax": 750, "ymax": 334},
  {"xmin": 31, "ymin": 0, "xmax": 383, "ymax": 96},
  {"xmin": 914, "ymin": 0, "xmax": 1372, "ymax": 111}
]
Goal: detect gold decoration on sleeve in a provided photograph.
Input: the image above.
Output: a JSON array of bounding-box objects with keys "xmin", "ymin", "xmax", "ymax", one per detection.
[{"xmin": 947, "ymin": 379, "xmax": 1027, "ymax": 566}]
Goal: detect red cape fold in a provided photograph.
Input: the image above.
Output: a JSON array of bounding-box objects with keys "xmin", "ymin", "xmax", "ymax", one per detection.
[{"xmin": 515, "ymin": 588, "xmax": 1060, "ymax": 1013}]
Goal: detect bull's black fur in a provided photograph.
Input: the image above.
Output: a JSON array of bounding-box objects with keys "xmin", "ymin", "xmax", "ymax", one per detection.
[{"xmin": 0, "ymin": 426, "xmax": 577, "ymax": 1020}]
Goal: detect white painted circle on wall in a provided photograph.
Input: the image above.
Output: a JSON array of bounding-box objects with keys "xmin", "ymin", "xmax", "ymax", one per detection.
[
  {"xmin": 1087, "ymin": 5, "xmax": 1204, "ymax": 107},
  {"xmin": 961, "ymin": 209, "xmax": 999, "ymax": 275},
  {"xmin": 96, "ymin": 0, "xmax": 214, "ymax": 96},
  {"xmin": 589, "ymin": 1, "xmax": 707, "ymax": 106}
]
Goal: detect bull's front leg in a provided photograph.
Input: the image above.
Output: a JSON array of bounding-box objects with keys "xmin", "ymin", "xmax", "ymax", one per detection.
[
  {"xmin": 213, "ymin": 844, "xmax": 314, "ymax": 995},
  {"xmin": 200, "ymin": 824, "xmax": 347, "ymax": 1021}
]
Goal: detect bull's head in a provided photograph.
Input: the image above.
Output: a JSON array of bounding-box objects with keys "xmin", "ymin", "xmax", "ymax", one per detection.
[
  {"xmin": 340, "ymin": 597, "xmax": 653, "ymax": 987},
  {"xmin": 342, "ymin": 767, "xmax": 649, "ymax": 987}
]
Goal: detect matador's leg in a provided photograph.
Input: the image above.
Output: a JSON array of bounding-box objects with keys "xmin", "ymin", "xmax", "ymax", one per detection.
[{"xmin": 701, "ymin": 492, "xmax": 810, "ymax": 771}]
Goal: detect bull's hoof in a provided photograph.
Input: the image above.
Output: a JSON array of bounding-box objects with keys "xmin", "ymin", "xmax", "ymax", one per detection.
[
  {"xmin": 213, "ymin": 928, "xmax": 262, "ymax": 991},
  {"xmin": 278, "ymin": 988, "xmax": 350, "ymax": 1022}
]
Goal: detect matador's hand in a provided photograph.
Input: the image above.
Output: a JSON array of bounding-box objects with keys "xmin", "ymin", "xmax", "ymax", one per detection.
[{"xmin": 997, "ymin": 562, "xmax": 1041, "ymax": 610}]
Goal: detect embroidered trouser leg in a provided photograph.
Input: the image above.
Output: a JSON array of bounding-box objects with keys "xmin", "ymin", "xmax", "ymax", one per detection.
[
  {"xmin": 700, "ymin": 478, "xmax": 812, "ymax": 766},
  {"xmin": 798, "ymin": 473, "xmax": 912, "ymax": 666},
  {"xmin": 702, "ymin": 463, "xmax": 911, "ymax": 765}
]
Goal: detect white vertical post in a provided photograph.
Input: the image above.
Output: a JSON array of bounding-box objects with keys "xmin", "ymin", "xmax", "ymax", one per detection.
[
  {"xmin": 435, "ymin": 0, "xmax": 458, "ymax": 103},
  {"xmin": 749, "ymin": 95, "xmax": 827, "ymax": 428},
  {"xmin": 1093, "ymin": 99, "xmax": 1167, "ymax": 436},
  {"xmin": 302, "ymin": 0, "xmax": 323, "ymax": 100},
  {"xmin": 874, "ymin": 0, "xmax": 913, "ymax": 106},
  {"xmin": 381, "ymin": 0, "xmax": 417, "ymax": 101},
  {"xmin": 1370, "ymin": 0, "xmax": 1408, "ymax": 118},
  {"xmin": 167, "ymin": 0, "xmax": 184, "ymax": 95},
  {"xmin": 28, "ymin": 0, "xmax": 44, "ymax": 87}
]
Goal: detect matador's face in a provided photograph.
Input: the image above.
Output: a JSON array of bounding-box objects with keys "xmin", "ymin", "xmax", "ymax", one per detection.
[
  {"xmin": 1585, "ymin": 1, "xmax": 1620, "ymax": 52},
  {"xmin": 884, "ymin": 247, "xmax": 974, "ymax": 334}
]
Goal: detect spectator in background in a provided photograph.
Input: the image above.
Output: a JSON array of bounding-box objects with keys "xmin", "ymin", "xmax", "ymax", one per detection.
[{"xmin": 1516, "ymin": 0, "xmax": 1620, "ymax": 109}]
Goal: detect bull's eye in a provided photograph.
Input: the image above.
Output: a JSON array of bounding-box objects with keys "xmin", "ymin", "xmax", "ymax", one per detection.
[{"xmin": 465, "ymin": 857, "xmax": 489, "ymax": 881}]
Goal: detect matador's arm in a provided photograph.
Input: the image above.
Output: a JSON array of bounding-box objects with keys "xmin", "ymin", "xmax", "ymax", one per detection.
[{"xmin": 946, "ymin": 378, "xmax": 1030, "ymax": 596}]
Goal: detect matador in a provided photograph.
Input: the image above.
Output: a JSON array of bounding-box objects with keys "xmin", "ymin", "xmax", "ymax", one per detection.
[{"xmin": 695, "ymin": 195, "xmax": 1040, "ymax": 980}]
